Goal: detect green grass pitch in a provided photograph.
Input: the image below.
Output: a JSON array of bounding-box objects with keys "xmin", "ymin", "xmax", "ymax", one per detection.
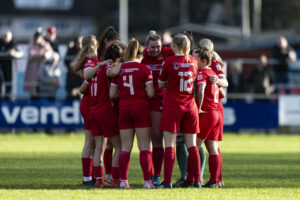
[{"xmin": 0, "ymin": 133, "xmax": 299, "ymax": 200}]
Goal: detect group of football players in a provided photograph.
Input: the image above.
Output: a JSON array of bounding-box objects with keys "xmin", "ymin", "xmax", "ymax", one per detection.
[{"xmin": 72, "ymin": 26, "xmax": 228, "ymax": 189}]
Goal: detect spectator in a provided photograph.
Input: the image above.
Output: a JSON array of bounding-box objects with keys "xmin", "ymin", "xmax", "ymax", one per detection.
[
  {"xmin": 248, "ymin": 55, "xmax": 275, "ymax": 101},
  {"xmin": 37, "ymin": 52, "xmax": 61, "ymax": 100},
  {"xmin": 44, "ymin": 26, "xmax": 59, "ymax": 53},
  {"xmin": 0, "ymin": 31, "xmax": 22, "ymax": 99},
  {"xmin": 161, "ymin": 30, "xmax": 172, "ymax": 48},
  {"xmin": 64, "ymin": 36, "xmax": 82, "ymax": 100},
  {"xmin": 24, "ymin": 29, "xmax": 53, "ymax": 99},
  {"xmin": 272, "ymin": 36, "xmax": 296, "ymax": 94},
  {"xmin": 227, "ymin": 61, "xmax": 245, "ymax": 101}
]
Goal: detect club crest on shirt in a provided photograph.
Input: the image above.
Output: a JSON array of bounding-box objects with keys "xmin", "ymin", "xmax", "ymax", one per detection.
[{"xmin": 157, "ymin": 55, "xmax": 164, "ymax": 61}]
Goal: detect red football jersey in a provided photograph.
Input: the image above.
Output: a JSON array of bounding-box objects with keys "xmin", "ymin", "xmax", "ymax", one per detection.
[
  {"xmin": 81, "ymin": 57, "xmax": 99, "ymax": 111},
  {"xmin": 89, "ymin": 65, "xmax": 115, "ymax": 112},
  {"xmin": 111, "ymin": 61, "xmax": 153, "ymax": 107},
  {"xmin": 210, "ymin": 58, "xmax": 225, "ymax": 110},
  {"xmin": 158, "ymin": 55, "xmax": 198, "ymax": 112},
  {"xmin": 196, "ymin": 67, "xmax": 219, "ymax": 111},
  {"xmin": 141, "ymin": 47, "xmax": 174, "ymax": 102}
]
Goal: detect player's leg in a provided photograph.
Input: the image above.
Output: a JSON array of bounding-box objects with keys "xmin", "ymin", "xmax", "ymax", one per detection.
[
  {"xmin": 181, "ymin": 133, "xmax": 201, "ymax": 188},
  {"xmin": 108, "ymin": 135, "xmax": 121, "ymax": 187},
  {"xmin": 173, "ymin": 134, "xmax": 188, "ymax": 187},
  {"xmin": 81, "ymin": 130, "xmax": 95, "ymax": 186},
  {"xmin": 93, "ymin": 135, "xmax": 106, "ymax": 187},
  {"xmin": 136, "ymin": 127, "xmax": 155, "ymax": 188},
  {"xmin": 204, "ymin": 140, "xmax": 220, "ymax": 188},
  {"xmin": 199, "ymin": 144, "xmax": 206, "ymax": 184},
  {"xmin": 103, "ymin": 141, "xmax": 113, "ymax": 184},
  {"xmin": 150, "ymin": 111, "xmax": 164, "ymax": 186},
  {"xmin": 119, "ymin": 129, "xmax": 134, "ymax": 188}
]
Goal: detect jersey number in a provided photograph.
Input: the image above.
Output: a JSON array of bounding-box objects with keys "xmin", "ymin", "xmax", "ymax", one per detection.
[
  {"xmin": 123, "ymin": 75, "xmax": 134, "ymax": 95},
  {"xmin": 214, "ymin": 84, "xmax": 219, "ymax": 103},
  {"xmin": 178, "ymin": 71, "xmax": 193, "ymax": 92},
  {"xmin": 90, "ymin": 77, "xmax": 97, "ymax": 97}
]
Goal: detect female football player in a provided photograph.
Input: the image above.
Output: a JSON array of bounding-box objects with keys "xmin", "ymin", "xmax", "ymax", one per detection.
[
  {"xmin": 158, "ymin": 33, "xmax": 201, "ymax": 188},
  {"xmin": 141, "ymin": 30, "xmax": 174, "ymax": 186},
  {"xmin": 110, "ymin": 38, "xmax": 155, "ymax": 188}
]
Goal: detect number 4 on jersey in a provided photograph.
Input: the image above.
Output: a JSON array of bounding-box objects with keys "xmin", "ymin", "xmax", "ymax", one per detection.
[{"xmin": 123, "ymin": 75, "xmax": 134, "ymax": 95}]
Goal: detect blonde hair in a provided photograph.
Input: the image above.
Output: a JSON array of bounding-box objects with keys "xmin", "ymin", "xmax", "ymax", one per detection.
[
  {"xmin": 199, "ymin": 38, "xmax": 224, "ymax": 68},
  {"xmin": 173, "ymin": 33, "xmax": 190, "ymax": 61},
  {"xmin": 124, "ymin": 38, "xmax": 144, "ymax": 61},
  {"xmin": 198, "ymin": 38, "xmax": 214, "ymax": 51},
  {"xmin": 72, "ymin": 35, "xmax": 98, "ymax": 73}
]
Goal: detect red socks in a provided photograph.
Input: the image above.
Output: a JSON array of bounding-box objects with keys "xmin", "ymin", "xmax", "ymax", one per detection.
[
  {"xmin": 81, "ymin": 158, "xmax": 93, "ymax": 177},
  {"xmin": 140, "ymin": 150, "xmax": 153, "ymax": 181},
  {"xmin": 93, "ymin": 166, "xmax": 104, "ymax": 179},
  {"xmin": 119, "ymin": 151, "xmax": 130, "ymax": 180},
  {"xmin": 112, "ymin": 167, "xmax": 120, "ymax": 180},
  {"xmin": 104, "ymin": 149, "xmax": 113, "ymax": 175},
  {"xmin": 218, "ymin": 148, "xmax": 223, "ymax": 182},
  {"xmin": 187, "ymin": 146, "xmax": 201, "ymax": 183},
  {"xmin": 209, "ymin": 155, "xmax": 220, "ymax": 183},
  {"xmin": 152, "ymin": 147, "xmax": 164, "ymax": 176},
  {"xmin": 163, "ymin": 147, "xmax": 175, "ymax": 184}
]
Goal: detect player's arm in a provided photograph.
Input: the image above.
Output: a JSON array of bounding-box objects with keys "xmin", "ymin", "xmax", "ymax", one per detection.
[
  {"xmin": 79, "ymin": 80, "xmax": 89, "ymax": 95},
  {"xmin": 197, "ymin": 82, "xmax": 206, "ymax": 114},
  {"xmin": 158, "ymin": 61, "xmax": 168, "ymax": 89},
  {"xmin": 84, "ymin": 59, "xmax": 112, "ymax": 80},
  {"xmin": 109, "ymin": 83, "xmax": 119, "ymax": 99},
  {"xmin": 145, "ymin": 81, "xmax": 154, "ymax": 98},
  {"xmin": 106, "ymin": 63, "xmax": 122, "ymax": 77},
  {"xmin": 209, "ymin": 74, "xmax": 228, "ymax": 88},
  {"xmin": 219, "ymin": 87, "xmax": 226, "ymax": 99}
]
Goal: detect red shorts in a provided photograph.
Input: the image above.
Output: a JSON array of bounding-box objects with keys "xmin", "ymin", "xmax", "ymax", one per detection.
[
  {"xmin": 160, "ymin": 109, "xmax": 199, "ymax": 134},
  {"xmin": 197, "ymin": 110, "xmax": 221, "ymax": 141},
  {"xmin": 89, "ymin": 108, "xmax": 119, "ymax": 137},
  {"xmin": 149, "ymin": 99, "xmax": 163, "ymax": 112},
  {"xmin": 80, "ymin": 100, "xmax": 91, "ymax": 131},
  {"xmin": 218, "ymin": 108, "xmax": 224, "ymax": 141},
  {"xmin": 119, "ymin": 104, "xmax": 151, "ymax": 129}
]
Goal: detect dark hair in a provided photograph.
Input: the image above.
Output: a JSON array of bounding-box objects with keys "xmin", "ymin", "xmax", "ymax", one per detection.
[
  {"xmin": 184, "ymin": 30, "xmax": 194, "ymax": 47},
  {"xmin": 193, "ymin": 47, "xmax": 213, "ymax": 66},
  {"xmin": 104, "ymin": 44, "xmax": 123, "ymax": 62},
  {"xmin": 145, "ymin": 30, "xmax": 161, "ymax": 46},
  {"xmin": 98, "ymin": 26, "xmax": 120, "ymax": 57}
]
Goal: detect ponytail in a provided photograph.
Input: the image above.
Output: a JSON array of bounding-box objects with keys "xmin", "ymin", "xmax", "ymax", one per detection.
[
  {"xmin": 173, "ymin": 33, "xmax": 191, "ymax": 62},
  {"xmin": 124, "ymin": 38, "xmax": 144, "ymax": 61}
]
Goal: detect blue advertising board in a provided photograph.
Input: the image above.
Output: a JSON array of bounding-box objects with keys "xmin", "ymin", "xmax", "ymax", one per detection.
[
  {"xmin": 0, "ymin": 100, "xmax": 83, "ymax": 129},
  {"xmin": 0, "ymin": 100, "xmax": 278, "ymax": 130},
  {"xmin": 223, "ymin": 102, "xmax": 278, "ymax": 130}
]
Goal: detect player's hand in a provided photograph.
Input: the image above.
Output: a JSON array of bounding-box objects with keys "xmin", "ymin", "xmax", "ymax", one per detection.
[
  {"xmin": 102, "ymin": 59, "xmax": 113, "ymax": 66},
  {"xmin": 209, "ymin": 75, "xmax": 218, "ymax": 84},
  {"xmin": 199, "ymin": 109, "xmax": 206, "ymax": 114}
]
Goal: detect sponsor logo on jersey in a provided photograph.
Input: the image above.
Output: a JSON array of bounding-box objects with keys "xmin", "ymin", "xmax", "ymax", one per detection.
[
  {"xmin": 147, "ymin": 64, "xmax": 162, "ymax": 71},
  {"xmin": 121, "ymin": 68, "xmax": 139, "ymax": 73},
  {"xmin": 173, "ymin": 62, "xmax": 194, "ymax": 70},
  {"xmin": 216, "ymin": 63, "xmax": 222, "ymax": 71}
]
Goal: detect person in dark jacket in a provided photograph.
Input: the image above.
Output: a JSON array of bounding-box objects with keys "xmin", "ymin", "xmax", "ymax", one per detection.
[
  {"xmin": 64, "ymin": 36, "xmax": 82, "ymax": 100},
  {"xmin": 248, "ymin": 54, "xmax": 275, "ymax": 101}
]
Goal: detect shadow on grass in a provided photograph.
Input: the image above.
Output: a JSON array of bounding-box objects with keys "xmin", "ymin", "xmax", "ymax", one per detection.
[{"xmin": 0, "ymin": 152, "xmax": 299, "ymax": 189}]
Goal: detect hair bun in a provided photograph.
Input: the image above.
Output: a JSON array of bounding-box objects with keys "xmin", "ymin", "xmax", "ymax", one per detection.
[{"xmin": 149, "ymin": 30, "xmax": 157, "ymax": 35}]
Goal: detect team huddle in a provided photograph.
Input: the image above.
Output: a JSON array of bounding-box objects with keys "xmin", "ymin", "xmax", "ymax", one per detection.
[{"xmin": 73, "ymin": 26, "xmax": 228, "ymax": 189}]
